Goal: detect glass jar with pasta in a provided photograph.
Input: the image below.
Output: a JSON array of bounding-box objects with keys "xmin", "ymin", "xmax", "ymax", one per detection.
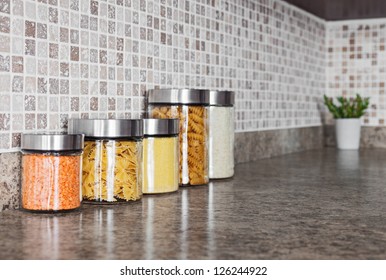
[
  {"xmin": 147, "ymin": 89, "xmax": 210, "ymax": 186},
  {"xmin": 68, "ymin": 119, "xmax": 143, "ymax": 203}
]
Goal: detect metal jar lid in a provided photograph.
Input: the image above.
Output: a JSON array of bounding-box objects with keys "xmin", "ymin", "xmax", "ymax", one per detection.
[
  {"xmin": 147, "ymin": 89, "xmax": 210, "ymax": 105},
  {"xmin": 21, "ymin": 133, "xmax": 84, "ymax": 151},
  {"xmin": 143, "ymin": 119, "xmax": 179, "ymax": 136},
  {"xmin": 68, "ymin": 119, "xmax": 143, "ymax": 138},
  {"xmin": 209, "ymin": 90, "xmax": 235, "ymax": 106}
]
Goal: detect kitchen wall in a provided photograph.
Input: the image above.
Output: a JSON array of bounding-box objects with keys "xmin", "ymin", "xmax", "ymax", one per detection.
[
  {"xmin": 325, "ymin": 19, "xmax": 386, "ymax": 147},
  {"xmin": 0, "ymin": 0, "xmax": 325, "ymax": 153},
  {"xmin": 0, "ymin": 0, "xmax": 326, "ymax": 210}
]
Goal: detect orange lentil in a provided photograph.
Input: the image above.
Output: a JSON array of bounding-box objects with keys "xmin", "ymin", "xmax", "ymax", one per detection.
[{"xmin": 21, "ymin": 154, "xmax": 81, "ymax": 211}]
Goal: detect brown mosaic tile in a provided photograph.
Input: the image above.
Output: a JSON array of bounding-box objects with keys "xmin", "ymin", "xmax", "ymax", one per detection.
[
  {"xmin": 70, "ymin": 46, "xmax": 79, "ymax": 61},
  {"xmin": 49, "ymin": 78, "xmax": 59, "ymax": 94},
  {"xmin": 90, "ymin": 1, "xmax": 98, "ymax": 15},
  {"xmin": 125, "ymin": 24, "xmax": 131, "ymax": 36},
  {"xmin": 49, "ymin": 7, "xmax": 58, "ymax": 23},
  {"xmin": 25, "ymin": 39, "xmax": 35, "ymax": 56},
  {"xmin": 116, "ymin": 53, "xmax": 123, "ymax": 66},
  {"xmin": 108, "ymin": 97, "xmax": 115, "ymax": 110},
  {"xmin": 90, "ymin": 97, "xmax": 98, "ymax": 111},
  {"xmin": 0, "ymin": 15, "xmax": 10, "ymax": 34},
  {"xmin": 60, "ymin": 27, "xmax": 69, "ymax": 42},
  {"xmin": 60, "ymin": 63, "xmax": 69, "ymax": 77},
  {"xmin": 11, "ymin": 133, "xmax": 21, "ymax": 148},
  {"xmin": 25, "ymin": 21, "xmax": 35, "ymax": 38},
  {"xmin": 70, "ymin": 97, "xmax": 79, "ymax": 111},
  {"xmin": 37, "ymin": 77, "xmax": 47, "ymax": 94},
  {"xmin": 108, "ymin": 4, "xmax": 115, "ymax": 19},
  {"xmin": 108, "ymin": 21, "xmax": 115, "ymax": 34},
  {"xmin": 99, "ymin": 81, "xmax": 107, "ymax": 95},
  {"xmin": 11, "ymin": 56, "xmax": 23, "ymax": 73},
  {"xmin": 99, "ymin": 50, "xmax": 107, "ymax": 64},
  {"xmin": 70, "ymin": 0, "xmax": 78, "ymax": 11},
  {"xmin": 0, "ymin": 0, "xmax": 10, "ymax": 14}
]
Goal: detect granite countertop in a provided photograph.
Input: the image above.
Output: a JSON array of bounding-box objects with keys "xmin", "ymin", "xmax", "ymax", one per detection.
[{"xmin": 1, "ymin": 148, "xmax": 386, "ymax": 260}]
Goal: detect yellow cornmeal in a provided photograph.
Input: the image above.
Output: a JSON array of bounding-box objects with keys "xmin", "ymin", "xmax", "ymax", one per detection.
[{"xmin": 143, "ymin": 137, "xmax": 179, "ymax": 194}]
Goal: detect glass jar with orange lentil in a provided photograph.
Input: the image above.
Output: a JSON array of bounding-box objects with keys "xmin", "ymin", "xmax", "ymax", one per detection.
[{"xmin": 21, "ymin": 134, "xmax": 84, "ymax": 212}]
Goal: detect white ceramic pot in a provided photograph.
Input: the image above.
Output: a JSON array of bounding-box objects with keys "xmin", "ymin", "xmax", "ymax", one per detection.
[{"xmin": 335, "ymin": 118, "xmax": 361, "ymax": 150}]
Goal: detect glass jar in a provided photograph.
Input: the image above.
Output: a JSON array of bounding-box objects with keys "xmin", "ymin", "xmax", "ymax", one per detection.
[
  {"xmin": 21, "ymin": 134, "xmax": 84, "ymax": 212},
  {"xmin": 68, "ymin": 119, "xmax": 143, "ymax": 203},
  {"xmin": 143, "ymin": 118, "xmax": 179, "ymax": 194},
  {"xmin": 208, "ymin": 91, "xmax": 235, "ymax": 179},
  {"xmin": 147, "ymin": 89, "xmax": 210, "ymax": 186}
]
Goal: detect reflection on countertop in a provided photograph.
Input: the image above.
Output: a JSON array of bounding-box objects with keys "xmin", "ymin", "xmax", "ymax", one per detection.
[{"xmin": 1, "ymin": 148, "xmax": 386, "ymax": 260}]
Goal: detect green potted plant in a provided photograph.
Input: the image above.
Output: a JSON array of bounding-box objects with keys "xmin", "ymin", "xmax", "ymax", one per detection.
[{"xmin": 323, "ymin": 94, "xmax": 370, "ymax": 150}]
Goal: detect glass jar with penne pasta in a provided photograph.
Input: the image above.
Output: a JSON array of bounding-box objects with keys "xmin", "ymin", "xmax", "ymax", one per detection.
[
  {"xmin": 147, "ymin": 89, "xmax": 210, "ymax": 186},
  {"xmin": 68, "ymin": 119, "xmax": 143, "ymax": 203}
]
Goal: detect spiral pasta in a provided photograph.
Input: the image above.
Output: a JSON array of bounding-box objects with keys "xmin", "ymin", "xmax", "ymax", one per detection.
[
  {"xmin": 82, "ymin": 140, "xmax": 142, "ymax": 202},
  {"xmin": 150, "ymin": 105, "xmax": 208, "ymax": 185}
]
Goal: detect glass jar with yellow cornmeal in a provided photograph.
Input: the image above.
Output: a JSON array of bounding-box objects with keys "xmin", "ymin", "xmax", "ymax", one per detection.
[
  {"xmin": 143, "ymin": 119, "xmax": 179, "ymax": 194},
  {"xmin": 68, "ymin": 119, "xmax": 143, "ymax": 203}
]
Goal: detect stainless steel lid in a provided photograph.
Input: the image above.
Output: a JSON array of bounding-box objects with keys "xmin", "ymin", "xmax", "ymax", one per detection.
[
  {"xmin": 21, "ymin": 133, "xmax": 84, "ymax": 151},
  {"xmin": 68, "ymin": 119, "xmax": 143, "ymax": 138},
  {"xmin": 143, "ymin": 119, "xmax": 179, "ymax": 136},
  {"xmin": 209, "ymin": 90, "xmax": 235, "ymax": 106},
  {"xmin": 147, "ymin": 89, "xmax": 210, "ymax": 105}
]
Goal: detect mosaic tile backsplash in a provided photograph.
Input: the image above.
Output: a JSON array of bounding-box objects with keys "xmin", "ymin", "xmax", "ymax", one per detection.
[
  {"xmin": 0, "ymin": 0, "xmax": 325, "ymax": 152},
  {"xmin": 327, "ymin": 19, "xmax": 386, "ymax": 126}
]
